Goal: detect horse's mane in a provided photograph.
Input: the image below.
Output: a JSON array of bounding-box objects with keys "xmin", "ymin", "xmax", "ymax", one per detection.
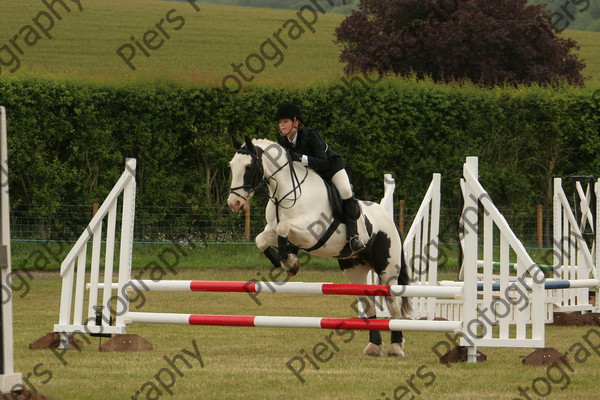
[
  {"xmin": 251, "ymin": 138, "xmax": 279, "ymax": 149},
  {"xmin": 246, "ymin": 137, "xmax": 317, "ymax": 177}
]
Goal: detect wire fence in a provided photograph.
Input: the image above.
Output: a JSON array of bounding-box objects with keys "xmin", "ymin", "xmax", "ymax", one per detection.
[{"xmin": 10, "ymin": 203, "xmax": 556, "ymax": 249}]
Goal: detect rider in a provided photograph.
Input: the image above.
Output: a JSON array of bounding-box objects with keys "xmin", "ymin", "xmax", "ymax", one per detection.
[{"xmin": 275, "ymin": 102, "xmax": 365, "ymax": 253}]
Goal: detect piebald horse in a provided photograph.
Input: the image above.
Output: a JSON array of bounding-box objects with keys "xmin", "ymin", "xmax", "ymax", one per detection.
[{"xmin": 227, "ymin": 136, "xmax": 411, "ymax": 357}]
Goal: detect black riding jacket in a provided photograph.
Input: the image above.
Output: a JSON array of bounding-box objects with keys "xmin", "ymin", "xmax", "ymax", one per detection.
[{"xmin": 277, "ymin": 127, "xmax": 345, "ymax": 181}]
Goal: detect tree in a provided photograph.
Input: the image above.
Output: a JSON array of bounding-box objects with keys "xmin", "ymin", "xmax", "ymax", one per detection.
[{"xmin": 335, "ymin": 0, "xmax": 586, "ymax": 86}]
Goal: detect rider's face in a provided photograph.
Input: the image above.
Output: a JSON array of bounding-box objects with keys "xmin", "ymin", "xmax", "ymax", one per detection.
[{"xmin": 278, "ymin": 118, "xmax": 297, "ymax": 137}]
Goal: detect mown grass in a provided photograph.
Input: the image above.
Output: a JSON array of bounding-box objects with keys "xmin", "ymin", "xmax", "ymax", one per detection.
[
  {"xmin": 564, "ymin": 30, "xmax": 600, "ymax": 83},
  {"xmin": 11, "ymin": 239, "xmax": 560, "ymax": 275},
  {"xmin": 1, "ymin": 0, "xmax": 598, "ymax": 86},
  {"xmin": 11, "ymin": 240, "xmax": 342, "ymax": 272},
  {"xmin": 14, "ymin": 269, "xmax": 600, "ymax": 400}
]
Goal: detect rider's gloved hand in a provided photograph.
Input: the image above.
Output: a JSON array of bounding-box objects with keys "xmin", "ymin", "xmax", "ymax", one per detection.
[{"xmin": 290, "ymin": 151, "xmax": 302, "ymax": 162}]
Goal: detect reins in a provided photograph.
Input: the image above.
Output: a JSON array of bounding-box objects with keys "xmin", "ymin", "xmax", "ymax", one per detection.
[{"xmin": 270, "ymin": 150, "xmax": 308, "ymax": 223}]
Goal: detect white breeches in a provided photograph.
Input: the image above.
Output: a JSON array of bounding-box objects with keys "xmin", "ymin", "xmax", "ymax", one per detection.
[{"xmin": 331, "ymin": 169, "xmax": 353, "ymax": 200}]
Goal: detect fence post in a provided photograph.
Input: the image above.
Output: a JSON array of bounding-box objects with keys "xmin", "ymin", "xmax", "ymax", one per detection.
[
  {"xmin": 399, "ymin": 199, "xmax": 405, "ymax": 236},
  {"xmin": 244, "ymin": 203, "xmax": 251, "ymax": 240},
  {"xmin": 537, "ymin": 205, "xmax": 543, "ymax": 248}
]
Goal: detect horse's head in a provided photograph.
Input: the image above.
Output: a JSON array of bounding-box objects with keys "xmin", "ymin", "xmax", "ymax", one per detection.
[{"xmin": 227, "ymin": 136, "xmax": 265, "ymax": 213}]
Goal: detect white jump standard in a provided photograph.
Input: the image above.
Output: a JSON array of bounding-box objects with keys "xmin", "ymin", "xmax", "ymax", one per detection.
[
  {"xmin": 36, "ymin": 156, "xmax": 584, "ymax": 363},
  {"xmin": 0, "ymin": 106, "xmax": 23, "ymax": 393}
]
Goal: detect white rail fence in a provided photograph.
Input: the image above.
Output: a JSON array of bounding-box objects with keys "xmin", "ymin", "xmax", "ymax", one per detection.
[{"xmin": 50, "ymin": 157, "xmax": 556, "ymax": 358}]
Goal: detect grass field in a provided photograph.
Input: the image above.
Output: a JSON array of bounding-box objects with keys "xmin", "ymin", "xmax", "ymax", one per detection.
[
  {"xmin": 0, "ymin": 0, "xmax": 347, "ymax": 87},
  {"xmin": 13, "ymin": 269, "xmax": 600, "ymax": 400},
  {"xmin": 0, "ymin": 0, "xmax": 599, "ymax": 86},
  {"xmin": 11, "ymin": 239, "xmax": 562, "ymax": 273},
  {"xmin": 10, "ymin": 240, "xmax": 600, "ymax": 399}
]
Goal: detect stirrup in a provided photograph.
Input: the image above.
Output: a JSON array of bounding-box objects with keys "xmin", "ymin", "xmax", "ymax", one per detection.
[{"xmin": 349, "ymin": 236, "xmax": 365, "ymax": 252}]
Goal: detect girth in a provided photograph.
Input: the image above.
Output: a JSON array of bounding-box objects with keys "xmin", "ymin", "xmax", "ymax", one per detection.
[
  {"xmin": 298, "ymin": 179, "xmax": 344, "ymax": 252},
  {"xmin": 301, "ymin": 218, "xmax": 341, "ymax": 252}
]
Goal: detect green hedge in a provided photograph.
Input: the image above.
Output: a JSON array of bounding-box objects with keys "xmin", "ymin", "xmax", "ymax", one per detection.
[{"xmin": 0, "ymin": 76, "xmax": 599, "ymax": 239}]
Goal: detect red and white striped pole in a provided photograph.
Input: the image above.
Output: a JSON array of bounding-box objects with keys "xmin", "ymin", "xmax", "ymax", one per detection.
[
  {"xmin": 120, "ymin": 280, "xmax": 463, "ymax": 298},
  {"xmin": 127, "ymin": 312, "xmax": 461, "ymax": 332}
]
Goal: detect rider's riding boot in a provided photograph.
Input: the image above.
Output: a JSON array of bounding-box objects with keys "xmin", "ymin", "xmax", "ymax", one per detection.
[{"xmin": 342, "ymin": 197, "xmax": 365, "ymax": 253}]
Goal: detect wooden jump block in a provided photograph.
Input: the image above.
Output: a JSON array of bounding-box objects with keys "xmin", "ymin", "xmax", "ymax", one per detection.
[
  {"xmin": 552, "ymin": 312, "xmax": 584, "ymax": 326},
  {"xmin": 439, "ymin": 346, "xmax": 487, "ymax": 364},
  {"xmin": 0, "ymin": 390, "xmax": 57, "ymax": 400},
  {"xmin": 522, "ymin": 348, "xmax": 569, "ymax": 366},
  {"xmin": 99, "ymin": 334, "xmax": 153, "ymax": 352},
  {"xmin": 29, "ymin": 333, "xmax": 84, "ymax": 350},
  {"xmin": 577, "ymin": 312, "xmax": 600, "ymax": 326},
  {"xmin": 552, "ymin": 312, "xmax": 600, "ymax": 326}
]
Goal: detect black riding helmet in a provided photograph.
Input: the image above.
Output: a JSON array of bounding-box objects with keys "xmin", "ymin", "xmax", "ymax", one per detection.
[{"xmin": 275, "ymin": 103, "xmax": 303, "ymax": 125}]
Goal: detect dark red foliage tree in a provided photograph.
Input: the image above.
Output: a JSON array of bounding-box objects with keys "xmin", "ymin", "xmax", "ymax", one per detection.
[{"xmin": 335, "ymin": 0, "xmax": 586, "ymax": 86}]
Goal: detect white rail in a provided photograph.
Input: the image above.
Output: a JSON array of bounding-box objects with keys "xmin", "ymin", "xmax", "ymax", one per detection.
[{"xmin": 54, "ymin": 159, "xmax": 136, "ymax": 344}]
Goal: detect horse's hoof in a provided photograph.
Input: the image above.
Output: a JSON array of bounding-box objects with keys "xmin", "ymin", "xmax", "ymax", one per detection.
[
  {"xmin": 284, "ymin": 259, "xmax": 299, "ymax": 276},
  {"xmin": 363, "ymin": 342, "xmax": 383, "ymax": 357},
  {"xmin": 386, "ymin": 340, "xmax": 405, "ymax": 357}
]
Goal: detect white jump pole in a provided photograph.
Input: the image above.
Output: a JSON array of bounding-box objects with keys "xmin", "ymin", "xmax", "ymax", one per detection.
[{"xmin": 0, "ymin": 106, "xmax": 22, "ymax": 392}]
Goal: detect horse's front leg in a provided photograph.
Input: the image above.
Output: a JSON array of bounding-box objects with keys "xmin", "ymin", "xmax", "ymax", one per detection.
[
  {"xmin": 256, "ymin": 226, "xmax": 281, "ymax": 269},
  {"xmin": 256, "ymin": 224, "xmax": 301, "ymax": 275},
  {"xmin": 275, "ymin": 218, "xmax": 315, "ymax": 276}
]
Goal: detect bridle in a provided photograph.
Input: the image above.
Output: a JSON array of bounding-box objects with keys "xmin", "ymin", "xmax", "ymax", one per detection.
[
  {"xmin": 229, "ymin": 147, "xmax": 266, "ymax": 201},
  {"xmin": 229, "ymin": 144, "xmax": 309, "ymax": 222}
]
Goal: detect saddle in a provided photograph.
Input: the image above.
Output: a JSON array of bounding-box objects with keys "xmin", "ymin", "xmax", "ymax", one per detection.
[
  {"xmin": 299, "ymin": 179, "xmax": 345, "ymax": 253},
  {"xmin": 323, "ymin": 178, "xmax": 344, "ymax": 222}
]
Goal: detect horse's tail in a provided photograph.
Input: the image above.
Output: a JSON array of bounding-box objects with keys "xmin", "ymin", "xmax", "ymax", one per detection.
[{"xmin": 397, "ymin": 231, "xmax": 413, "ymax": 318}]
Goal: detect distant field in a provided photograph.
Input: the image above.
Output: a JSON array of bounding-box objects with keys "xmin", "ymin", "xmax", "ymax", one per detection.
[
  {"xmin": 565, "ymin": 30, "xmax": 600, "ymax": 82},
  {"xmin": 0, "ymin": 0, "xmax": 346, "ymax": 87},
  {"xmin": 0, "ymin": 0, "xmax": 598, "ymax": 86}
]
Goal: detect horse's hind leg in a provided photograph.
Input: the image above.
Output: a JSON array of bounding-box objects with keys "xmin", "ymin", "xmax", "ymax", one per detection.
[
  {"xmin": 340, "ymin": 260, "xmax": 384, "ymax": 357},
  {"xmin": 379, "ymin": 260, "xmax": 408, "ymax": 357},
  {"xmin": 384, "ymin": 292, "xmax": 405, "ymax": 357},
  {"xmin": 367, "ymin": 229, "xmax": 409, "ymax": 357}
]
